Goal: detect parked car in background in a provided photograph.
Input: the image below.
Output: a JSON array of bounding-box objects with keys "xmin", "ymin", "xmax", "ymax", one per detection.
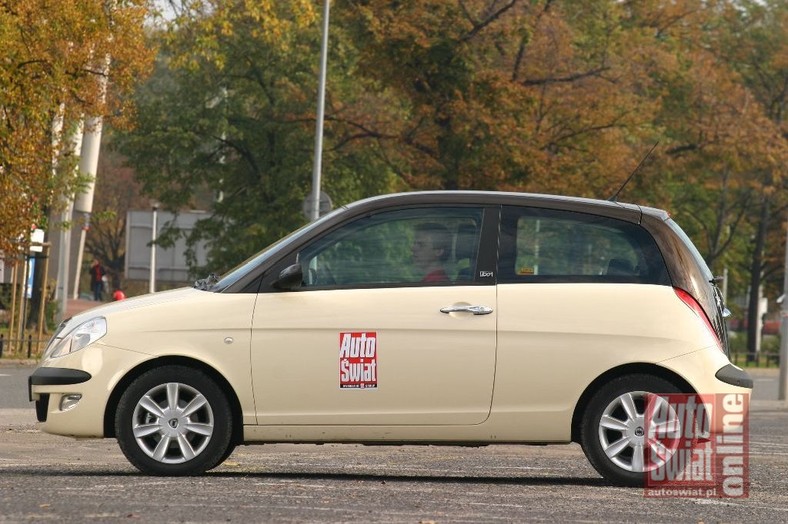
[{"xmin": 29, "ymin": 191, "xmax": 752, "ymax": 486}]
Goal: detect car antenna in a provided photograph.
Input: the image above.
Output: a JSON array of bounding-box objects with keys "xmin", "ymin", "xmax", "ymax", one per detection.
[{"xmin": 608, "ymin": 141, "xmax": 659, "ymax": 202}]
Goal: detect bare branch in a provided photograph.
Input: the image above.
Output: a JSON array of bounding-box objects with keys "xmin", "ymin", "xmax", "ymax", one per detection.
[
  {"xmin": 522, "ymin": 66, "xmax": 610, "ymax": 87},
  {"xmin": 460, "ymin": 0, "xmax": 519, "ymax": 43}
]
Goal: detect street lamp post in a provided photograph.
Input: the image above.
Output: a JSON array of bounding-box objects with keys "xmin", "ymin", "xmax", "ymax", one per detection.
[
  {"xmin": 309, "ymin": 0, "xmax": 330, "ymax": 222},
  {"xmin": 149, "ymin": 202, "xmax": 159, "ymax": 294}
]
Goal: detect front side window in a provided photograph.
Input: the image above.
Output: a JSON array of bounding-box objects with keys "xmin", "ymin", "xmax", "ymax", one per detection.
[
  {"xmin": 499, "ymin": 206, "xmax": 669, "ymax": 284},
  {"xmin": 298, "ymin": 207, "xmax": 483, "ymax": 289}
]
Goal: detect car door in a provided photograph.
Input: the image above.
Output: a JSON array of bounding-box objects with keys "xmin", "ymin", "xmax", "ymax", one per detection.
[{"xmin": 251, "ymin": 206, "xmax": 498, "ymax": 425}]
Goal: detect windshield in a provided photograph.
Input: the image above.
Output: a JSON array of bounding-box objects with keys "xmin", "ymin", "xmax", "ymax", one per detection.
[{"xmin": 210, "ymin": 206, "xmax": 347, "ymax": 291}]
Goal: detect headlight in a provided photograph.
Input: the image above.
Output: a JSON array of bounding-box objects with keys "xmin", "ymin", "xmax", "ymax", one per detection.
[{"xmin": 44, "ymin": 317, "xmax": 107, "ymax": 360}]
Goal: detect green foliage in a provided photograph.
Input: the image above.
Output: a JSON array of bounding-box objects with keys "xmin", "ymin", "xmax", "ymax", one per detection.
[{"xmin": 118, "ymin": 2, "xmax": 401, "ymax": 273}]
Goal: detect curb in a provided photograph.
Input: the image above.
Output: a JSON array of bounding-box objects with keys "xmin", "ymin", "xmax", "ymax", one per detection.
[
  {"xmin": 751, "ymin": 400, "xmax": 788, "ymax": 412},
  {"xmin": 0, "ymin": 358, "xmax": 38, "ymax": 367}
]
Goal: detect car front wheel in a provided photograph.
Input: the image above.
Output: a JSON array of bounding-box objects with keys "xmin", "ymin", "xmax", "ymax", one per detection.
[
  {"xmin": 115, "ymin": 365, "xmax": 233, "ymax": 476},
  {"xmin": 580, "ymin": 374, "xmax": 687, "ymax": 487}
]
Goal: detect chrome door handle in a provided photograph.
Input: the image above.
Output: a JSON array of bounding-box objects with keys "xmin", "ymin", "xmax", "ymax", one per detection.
[{"xmin": 440, "ymin": 305, "xmax": 493, "ymax": 315}]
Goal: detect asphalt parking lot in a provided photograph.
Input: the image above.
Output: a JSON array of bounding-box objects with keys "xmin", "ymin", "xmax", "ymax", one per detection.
[{"xmin": 1, "ymin": 362, "xmax": 786, "ymax": 523}]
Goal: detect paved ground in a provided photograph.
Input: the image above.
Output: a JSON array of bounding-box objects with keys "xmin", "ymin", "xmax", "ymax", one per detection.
[{"xmin": 64, "ymin": 298, "xmax": 103, "ymax": 318}]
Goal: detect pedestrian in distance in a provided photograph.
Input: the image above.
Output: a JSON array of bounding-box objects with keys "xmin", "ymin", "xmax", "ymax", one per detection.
[{"xmin": 89, "ymin": 259, "xmax": 106, "ymax": 301}]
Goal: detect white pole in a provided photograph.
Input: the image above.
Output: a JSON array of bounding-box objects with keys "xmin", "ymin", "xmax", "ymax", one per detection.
[
  {"xmin": 57, "ymin": 124, "xmax": 83, "ymax": 322},
  {"xmin": 72, "ymin": 47, "xmax": 111, "ymax": 299},
  {"xmin": 56, "ymin": 194, "xmax": 75, "ymax": 321},
  {"xmin": 309, "ymin": 0, "xmax": 330, "ymax": 221},
  {"xmin": 72, "ymin": 216, "xmax": 88, "ymax": 300},
  {"xmin": 72, "ymin": 114, "xmax": 105, "ymax": 298},
  {"xmin": 149, "ymin": 204, "xmax": 158, "ymax": 294}
]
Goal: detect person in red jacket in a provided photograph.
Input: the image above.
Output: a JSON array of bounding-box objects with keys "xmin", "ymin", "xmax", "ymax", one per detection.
[
  {"xmin": 89, "ymin": 259, "xmax": 106, "ymax": 301},
  {"xmin": 411, "ymin": 222, "xmax": 451, "ymax": 283}
]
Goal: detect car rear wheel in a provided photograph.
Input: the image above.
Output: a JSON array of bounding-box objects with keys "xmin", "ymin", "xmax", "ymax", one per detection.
[
  {"xmin": 115, "ymin": 366, "xmax": 233, "ymax": 476},
  {"xmin": 580, "ymin": 374, "xmax": 686, "ymax": 487}
]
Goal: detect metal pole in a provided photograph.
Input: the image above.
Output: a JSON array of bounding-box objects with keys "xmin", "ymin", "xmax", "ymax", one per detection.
[
  {"xmin": 16, "ymin": 255, "xmax": 29, "ymax": 351},
  {"xmin": 309, "ymin": 0, "xmax": 330, "ymax": 222},
  {"xmin": 37, "ymin": 244, "xmax": 50, "ymax": 347},
  {"xmin": 8, "ymin": 261, "xmax": 18, "ymax": 353},
  {"xmin": 72, "ymin": 216, "xmax": 88, "ymax": 300},
  {"xmin": 149, "ymin": 204, "xmax": 158, "ymax": 294},
  {"xmin": 57, "ymin": 204, "xmax": 73, "ymax": 323},
  {"xmin": 778, "ymin": 216, "xmax": 788, "ymax": 401}
]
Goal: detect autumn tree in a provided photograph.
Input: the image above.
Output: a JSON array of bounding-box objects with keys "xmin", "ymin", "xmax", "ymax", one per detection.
[
  {"xmin": 333, "ymin": 0, "xmax": 657, "ymax": 195},
  {"xmin": 119, "ymin": 0, "xmax": 785, "ymax": 317},
  {"xmin": 0, "ymin": 0, "xmax": 154, "ymax": 258},
  {"xmin": 715, "ymin": 0, "xmax": 787, "ymax": 352},
  {"xmin": 579, "ymin": 0, "xmax": 786, "ymax": 356}
]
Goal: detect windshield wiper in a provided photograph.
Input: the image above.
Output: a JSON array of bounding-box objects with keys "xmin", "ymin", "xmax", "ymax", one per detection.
[{"xmin": 193, "ymin": 273, "xmax": 219, "ymax": 291}]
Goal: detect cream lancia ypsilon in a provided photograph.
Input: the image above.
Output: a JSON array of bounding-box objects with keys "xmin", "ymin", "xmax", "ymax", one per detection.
[{"xmin": 29, "ymin": 191, "xmax": 752, "ymax": 486}]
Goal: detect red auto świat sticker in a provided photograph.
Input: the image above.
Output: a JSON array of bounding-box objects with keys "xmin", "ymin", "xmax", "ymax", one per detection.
[{"xmin": 339, "ymin": 332, "xmax": 377, "ymax": 389}]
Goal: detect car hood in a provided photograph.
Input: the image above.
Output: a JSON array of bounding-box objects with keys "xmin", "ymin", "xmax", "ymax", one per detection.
[{"xmin": 65, "ymin": 287, "xmax": 203, "ymax": 327}]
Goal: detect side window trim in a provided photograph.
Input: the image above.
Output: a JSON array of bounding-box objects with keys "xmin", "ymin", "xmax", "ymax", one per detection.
[
  {"xmin": 263, "ymin": 205, "xmax": 496, "ymax": 292},
  {"xmin": 475, "ymin": 206, "xmax": 500, "ymax": 285}
]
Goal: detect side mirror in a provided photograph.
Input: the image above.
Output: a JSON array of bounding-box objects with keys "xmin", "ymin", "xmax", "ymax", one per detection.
[{"xmin": 273, "ymin": 263, "xmax": 303, "ymax": 290}]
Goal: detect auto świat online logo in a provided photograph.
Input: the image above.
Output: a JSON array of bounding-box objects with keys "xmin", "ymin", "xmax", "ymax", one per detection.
[{"xmin": 643, "ymin": 393, "xmax": 749, "ymax": 498}]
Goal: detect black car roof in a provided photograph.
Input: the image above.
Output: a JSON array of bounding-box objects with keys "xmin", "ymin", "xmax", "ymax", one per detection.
[{"xmin": 341, "ymin": 191, "xmax": 649, "ymax": 224}]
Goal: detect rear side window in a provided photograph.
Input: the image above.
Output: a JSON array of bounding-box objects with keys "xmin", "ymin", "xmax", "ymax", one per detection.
[{"xmin": 498, "ymin": 206, "xmax": 670, "ymax": 285}]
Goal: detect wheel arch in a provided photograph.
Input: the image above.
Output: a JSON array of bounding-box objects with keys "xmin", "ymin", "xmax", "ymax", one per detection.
[
  {"xmin": 570, "ymin": 363, "xmax": 696, "ymax": 443},
  {"xmin": 103, "ymin": 356, "xmax": 244, "ymax": 446}
]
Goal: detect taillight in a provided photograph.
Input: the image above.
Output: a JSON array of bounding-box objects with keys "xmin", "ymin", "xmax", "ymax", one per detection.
[{"xmin": 674, "ymin": 288, "xmax": 724, "ymax": 353}]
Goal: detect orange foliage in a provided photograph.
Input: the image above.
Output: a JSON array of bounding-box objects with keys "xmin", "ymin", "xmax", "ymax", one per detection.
[
  {"xmin": 334, "ymin": 0, "xmax": 785, "ymax": 205},
  {"xmin": 0, "ymin": 0, "xmax": 154, "ymax": 258}
]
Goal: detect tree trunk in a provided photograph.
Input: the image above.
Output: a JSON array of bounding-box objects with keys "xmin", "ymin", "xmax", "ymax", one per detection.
[{"xmin": 746, "ymin": 196, "xmax": 769, "ymax": 361}]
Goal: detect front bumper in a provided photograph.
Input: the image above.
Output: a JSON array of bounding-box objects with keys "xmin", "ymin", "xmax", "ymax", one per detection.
[
  {"xmin": 28, "ymin": 367, "xmax": 93, "ymax": 422},
  {"xmin": 28, "ymin": 343, "xmax": 153, "ymax": 437},
  {"xmin": 28, "ymin": 367, "xmax": 92, "ymax": 399}
]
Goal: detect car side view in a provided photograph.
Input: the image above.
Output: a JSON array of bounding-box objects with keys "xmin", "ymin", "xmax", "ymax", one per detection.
[{"xmin": 29, "ymin": 191, "xmax": 752, "ymax": 486}]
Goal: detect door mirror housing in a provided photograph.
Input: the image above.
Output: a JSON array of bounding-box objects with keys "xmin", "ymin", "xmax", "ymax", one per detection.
[{"xmin": 273, "ymin": 263, "xmax": 303, "ymax": 290}]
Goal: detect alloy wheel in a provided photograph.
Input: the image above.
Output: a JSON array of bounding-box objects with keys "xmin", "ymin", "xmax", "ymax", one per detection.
[
  {"xmin": 597, "ymin": 391, "xmax": 681, "ymax": 473},
  {"xmin": 131, "ymin": 382, "xmax": 215, "ymax": 464}
]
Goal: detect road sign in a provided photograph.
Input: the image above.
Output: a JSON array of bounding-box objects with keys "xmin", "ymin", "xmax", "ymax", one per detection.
[{"xmin": 302, "ymin": 191, "xmax": 333, "ymax": 220}]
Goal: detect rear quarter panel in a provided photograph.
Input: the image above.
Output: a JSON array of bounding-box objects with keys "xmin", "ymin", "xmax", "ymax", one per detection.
[{"xmin": 493, "ymin": 283, "xmax": 720, "ymax": 439}]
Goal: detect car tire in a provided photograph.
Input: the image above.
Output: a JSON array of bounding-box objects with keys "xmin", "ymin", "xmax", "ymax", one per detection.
[
  {"xmin": 115, "ymin": 365, "xmax": 233, "ymax": 476},
  {"xmin": 207, "ymin": 441, "xmax": 238, "ymax": 471},
  {"xmin": 580, "ymin": 374, "xmax": 689, "ymax": 487}
]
